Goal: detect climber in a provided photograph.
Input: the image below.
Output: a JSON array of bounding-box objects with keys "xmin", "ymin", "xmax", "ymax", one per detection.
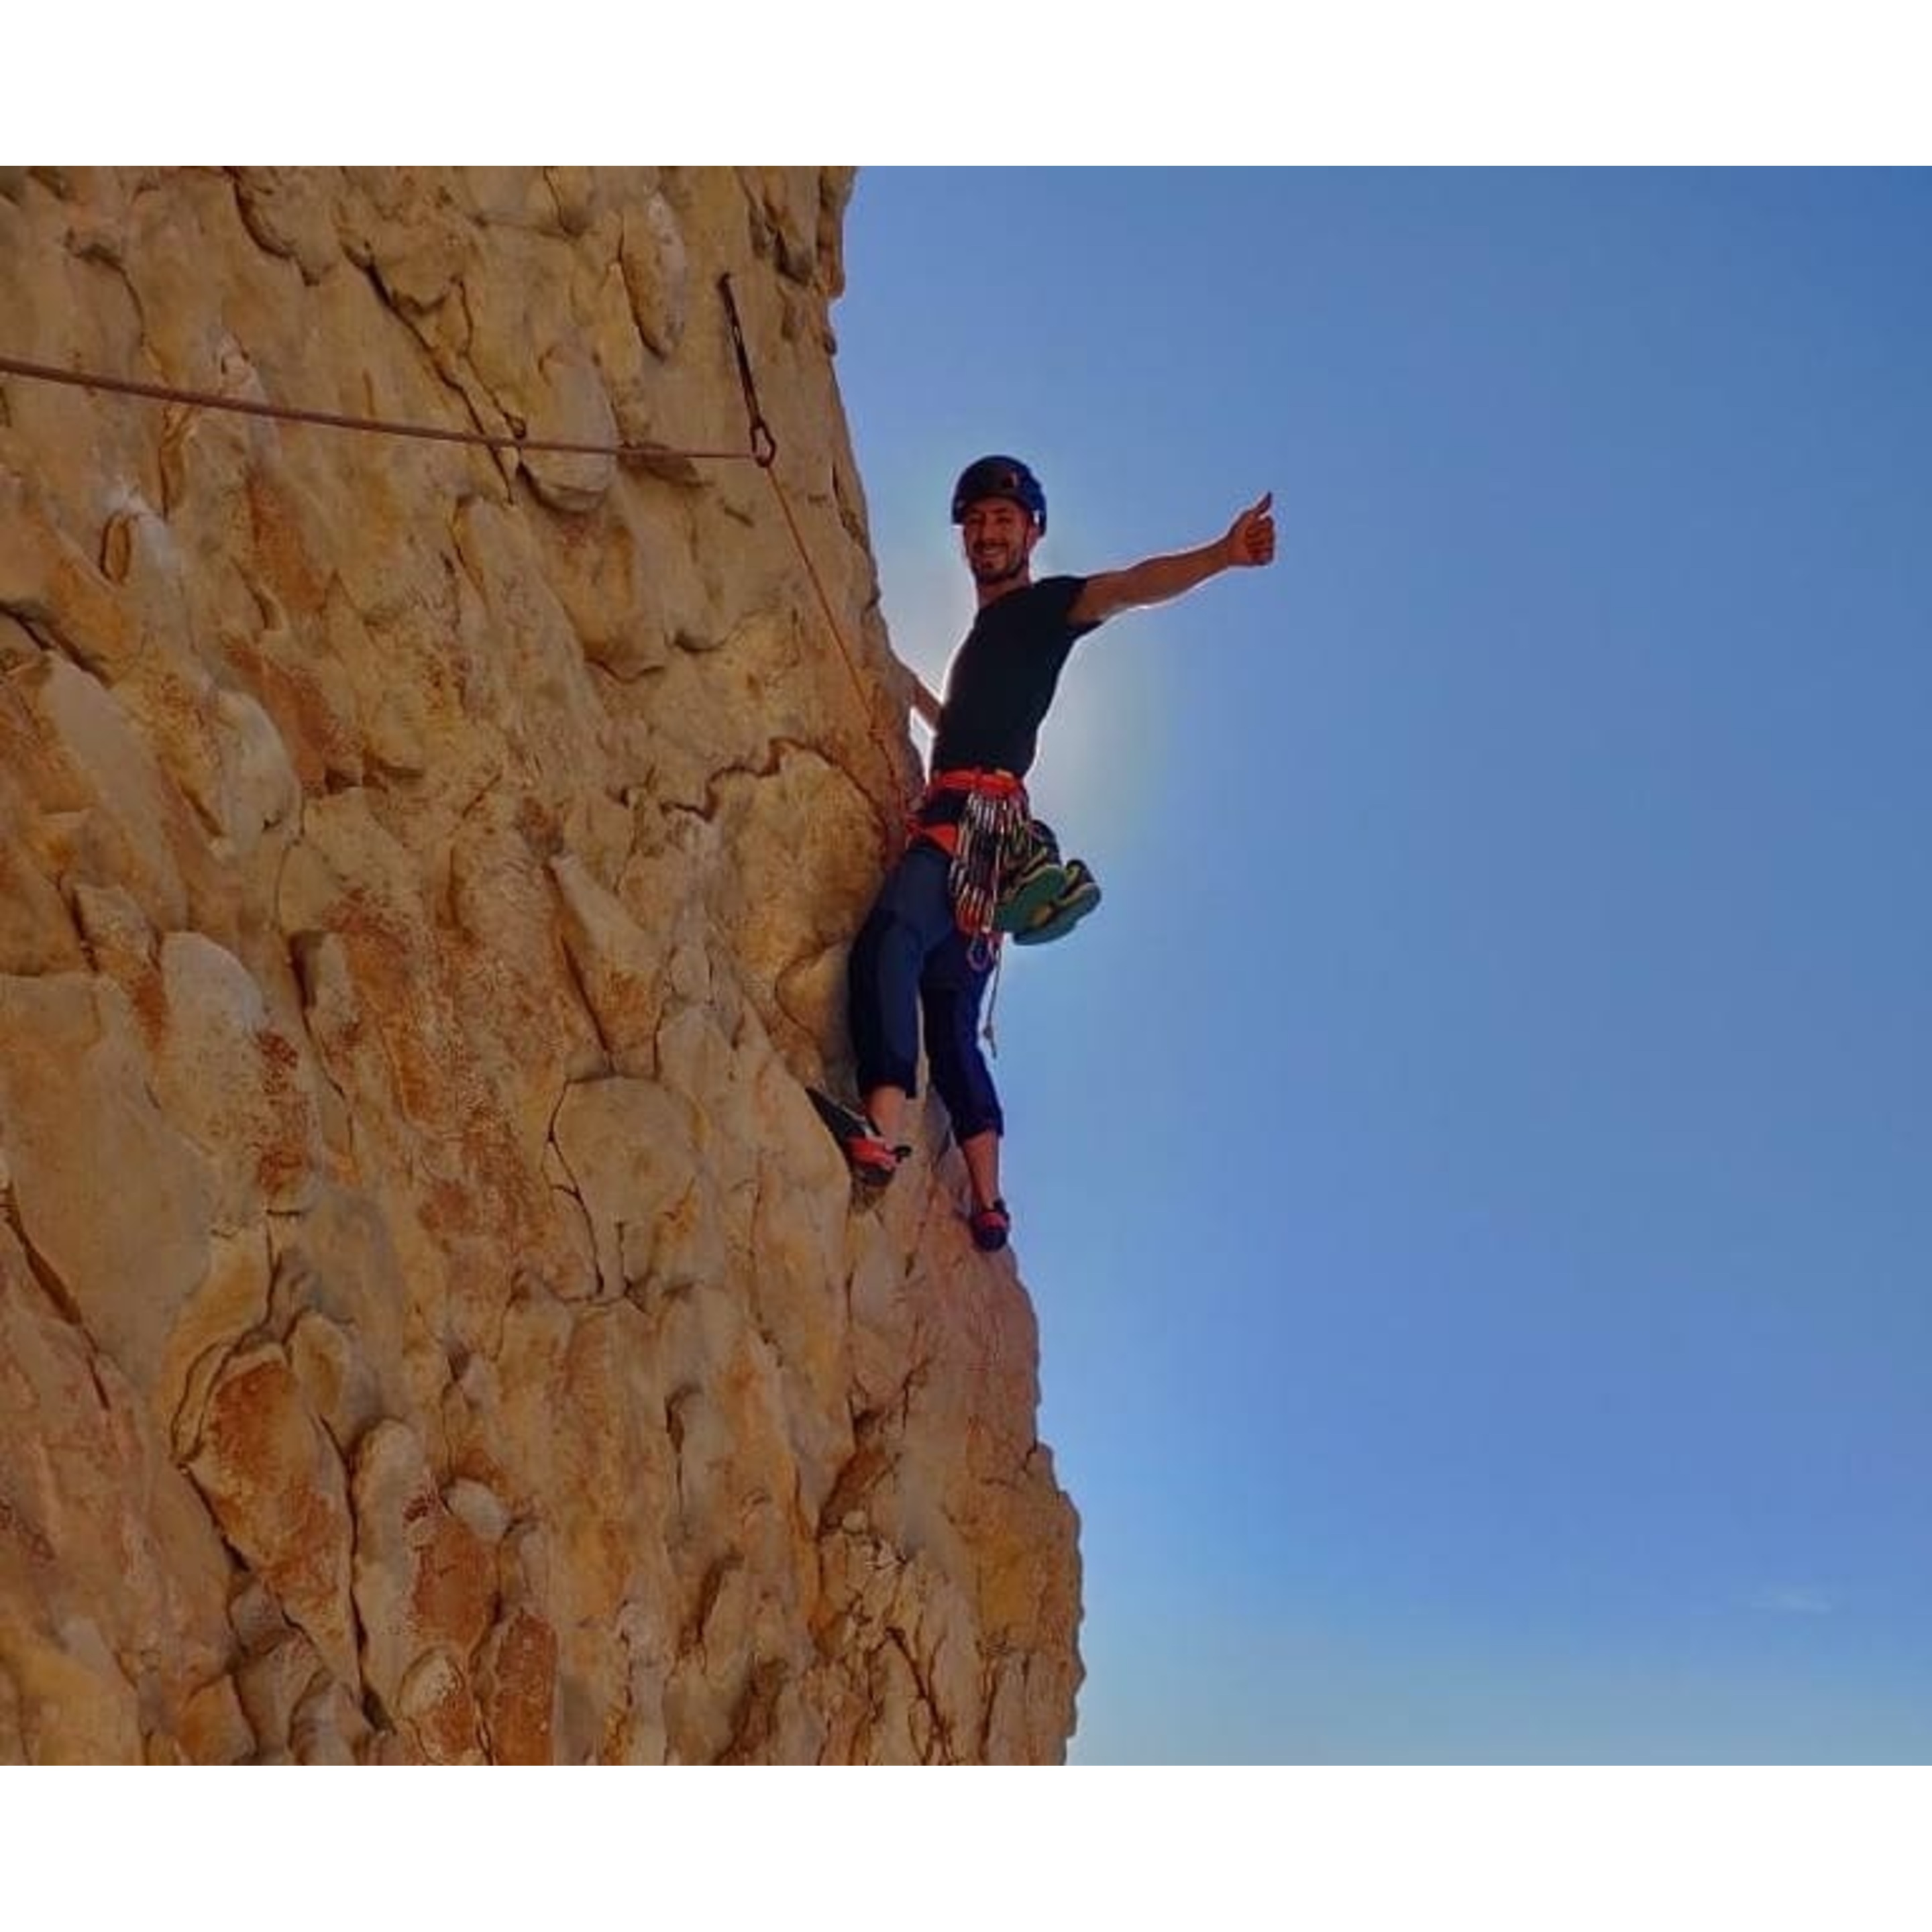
[{"xmin": 835, "ymin": 454, "xmax": 1277, "ymax": 1252}]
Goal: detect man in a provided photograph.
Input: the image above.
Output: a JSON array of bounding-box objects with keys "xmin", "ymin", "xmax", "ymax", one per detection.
[{"xmin": 841, "ymin": 455, "xmax": 1277, "ymax": 1251}]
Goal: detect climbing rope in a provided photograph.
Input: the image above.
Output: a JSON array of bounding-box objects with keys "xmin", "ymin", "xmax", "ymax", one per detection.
[
  {"xmin": 0, "ymin": 350, "xmax": 761, "ymax": 466},
  {"xmin": 979, "ymin": 938, "xmax": 1006, "ymax": 1059},
  {"xmin": 716, "ymin": 275, "xmax": 911, "ymax": 859},
  {"xmin": 1, "ymin": 278, "xmax": 916, "ymax": 861}
]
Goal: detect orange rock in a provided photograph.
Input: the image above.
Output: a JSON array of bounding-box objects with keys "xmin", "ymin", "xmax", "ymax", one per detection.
[{"xmin": 0, "ymin": 166, "xmax": 1079, "ymax": 1764}]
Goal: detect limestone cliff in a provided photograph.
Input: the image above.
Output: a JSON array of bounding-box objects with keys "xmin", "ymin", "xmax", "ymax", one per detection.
[{"xmin": 0, "ymin": 166, "xmax": 1081, "ymax": 1763}]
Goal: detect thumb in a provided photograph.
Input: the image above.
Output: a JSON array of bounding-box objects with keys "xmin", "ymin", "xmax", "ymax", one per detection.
[{"xmin": 1250, "ymin": 490, "xmax": 1274, "ymax": 518}]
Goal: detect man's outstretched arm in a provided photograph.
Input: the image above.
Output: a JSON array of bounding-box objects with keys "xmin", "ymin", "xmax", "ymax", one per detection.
[{"xmin": 1069, "ymin": 492, "xmax": 1277, "ymax": 627}]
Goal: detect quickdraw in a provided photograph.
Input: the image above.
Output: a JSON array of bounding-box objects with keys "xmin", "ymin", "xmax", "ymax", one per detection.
[{"xmin": 910, "ymin": 768, "xmax": 1032, "ymax": 945}]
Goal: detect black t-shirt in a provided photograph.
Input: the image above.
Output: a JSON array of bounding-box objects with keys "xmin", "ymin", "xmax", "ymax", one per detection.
[{"xmin": 930, "ymin": 575, "xmax": 1100, "ymax": 778}]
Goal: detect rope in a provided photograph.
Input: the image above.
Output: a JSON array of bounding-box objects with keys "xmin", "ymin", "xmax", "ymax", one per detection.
[
  {"xmin": 3, "ymin": 280, "xmax": 916, "ymax": 860},
  {"xmin": 979, "ymin": 936, "xmax": 1006, "ymax": 1059},
  {"xmin": 717, "ymin": 275, "xmax": 912, "ymax": 861},
  {"xmin": 0, "ymin": 352, "xmax": 760, "ymax": 466},
  {"xmin": 765, "ymin": 465, "xmax": 911, "ymax": 867}
]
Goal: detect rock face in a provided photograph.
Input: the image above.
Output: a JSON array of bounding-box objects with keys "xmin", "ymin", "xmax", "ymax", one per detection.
[{"xmin": 0, "ymin": 166, "xmax": 1081, "ymax": 1763}]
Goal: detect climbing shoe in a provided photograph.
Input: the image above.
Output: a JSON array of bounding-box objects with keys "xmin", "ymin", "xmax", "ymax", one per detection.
[
  {"xmin": 994, "ymin": 818, "xmax": 1071, "ymax": 934},
  {"xmin": 994, "ymin": 852, "xmax": 1070, "ymax": 933},
  {"xmin": 1010, "ymin": 860, "xmax": 1102, "ymax": 946},
  {"xmin": 844, "ymin": 1126, "xmax": 907, "ymax": 1188},
  {"xmin": 808, "ymin": 1087, "xmax": 910, "ymax": 1189},
  {"xmin": 969, "ymin": 1198, "xmax": 1012, "ymax": 1252}
]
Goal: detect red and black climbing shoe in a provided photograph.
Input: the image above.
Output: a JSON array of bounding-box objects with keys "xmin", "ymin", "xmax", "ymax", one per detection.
[
  {"xmin": 808, "ymin": 1087, "xmax": 910, "ymax": 1189},
  {"xmin": 845, "ymin": 1126, "xmax": 906, "ymax": 1187},
  {"xmin": 969, "ymin": 1198, "xmax": 1012, "ymax": 1252}
]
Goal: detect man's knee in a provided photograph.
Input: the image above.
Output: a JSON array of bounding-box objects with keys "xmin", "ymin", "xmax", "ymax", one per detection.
[
  {"xmin": 930, "ymin": 1044, "xmax": 1003, "ymax": 1141},
  {"xmin": 922, "ymin": 991, "xmax": 1002, "ymax": 1141}
]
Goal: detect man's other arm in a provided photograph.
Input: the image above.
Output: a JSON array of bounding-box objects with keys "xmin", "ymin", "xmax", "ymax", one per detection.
[{"xmin": 1069, "ymin": 492, "xmax": 1277, "ymax": 627}]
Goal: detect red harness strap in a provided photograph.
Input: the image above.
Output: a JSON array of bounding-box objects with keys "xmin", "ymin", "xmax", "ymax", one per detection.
[{"xmin": 908, "ymin": 767, "xmax": 1029, "ymax": 857}]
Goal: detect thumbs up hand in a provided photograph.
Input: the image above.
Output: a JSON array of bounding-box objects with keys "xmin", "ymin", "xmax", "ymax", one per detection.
[{"xmin": 1222, "ymin": 492, "xmax": 1277, "ymax": 569}]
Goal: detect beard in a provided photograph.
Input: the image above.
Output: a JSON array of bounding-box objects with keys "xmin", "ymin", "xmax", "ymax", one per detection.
[{"xmin": 969, "ymin": 543, "xmax": 1028, "ymax": 587}]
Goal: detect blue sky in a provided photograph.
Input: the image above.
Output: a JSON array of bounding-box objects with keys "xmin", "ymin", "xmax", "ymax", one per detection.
[{"xmin": 834, "ymin": 168, "xmax": 1932, "ymax": 1764}]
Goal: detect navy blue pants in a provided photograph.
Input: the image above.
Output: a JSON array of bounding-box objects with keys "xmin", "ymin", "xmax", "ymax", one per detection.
[{"xmin": 848, "ymin": 842, "xmax": 1003, "ymax": 1142}]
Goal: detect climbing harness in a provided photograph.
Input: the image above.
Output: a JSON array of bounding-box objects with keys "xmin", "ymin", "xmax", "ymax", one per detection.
[
  {"xmin": 895, "ymin": 770, "xmax": 1106, "ymax": 1051},
  {"xmin": 909, "ymin": 769, "xmax": 1029, "ymax": 941},
  {"xmin": 905, "ymin": 767, "xmax": 1029, "ymax": 1057}
]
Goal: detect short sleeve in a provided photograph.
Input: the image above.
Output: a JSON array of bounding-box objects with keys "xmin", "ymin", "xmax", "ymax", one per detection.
[{"xmin": 1038, "ymin": 574, "xmax": 1102, "ymax": 642}]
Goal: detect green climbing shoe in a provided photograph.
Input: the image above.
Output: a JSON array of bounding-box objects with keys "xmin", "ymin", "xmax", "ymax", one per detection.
[{"xmin": 1011, "ymin": 861, "xmax": 1102, "ymax": 946}]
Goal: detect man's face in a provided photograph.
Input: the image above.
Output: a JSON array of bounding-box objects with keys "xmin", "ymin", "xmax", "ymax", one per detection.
[{"xmin": 961, "ymin": 497, "xmax": 1038, "ymax": 588}]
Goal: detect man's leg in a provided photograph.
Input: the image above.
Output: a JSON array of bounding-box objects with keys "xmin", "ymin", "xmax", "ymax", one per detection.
[
  {"xmin": 873, "ymin": 1095, "xmax": 999, "ymax": 1206},
  {"xmin": 849, "ymin": 845, "xmax": 955, "ymax": 1161},
  {"xmin": 920, "ymin": 935, "xmax": 1010, "ymax": 1248}
]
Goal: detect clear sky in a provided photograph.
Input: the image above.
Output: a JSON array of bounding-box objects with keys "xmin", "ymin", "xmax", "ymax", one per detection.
[{"xmin": 834, "ymin": 166, "xmax": 1932, "ymax": 1764}]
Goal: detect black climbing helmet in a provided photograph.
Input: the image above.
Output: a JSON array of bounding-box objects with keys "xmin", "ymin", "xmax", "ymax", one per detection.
[{"xmin": 951, "ymin": 455, "xmax": 1046, "ymax": 535}]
